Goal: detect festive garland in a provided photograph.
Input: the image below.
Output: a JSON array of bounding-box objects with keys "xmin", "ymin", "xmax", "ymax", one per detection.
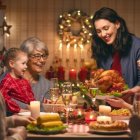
[{"xmin": 58, "ymin": 10, "xmax": 93, "ymax": 46}]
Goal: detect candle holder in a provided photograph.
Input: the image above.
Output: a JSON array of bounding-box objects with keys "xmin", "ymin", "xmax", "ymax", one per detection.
[
  {"xmin": 85, "ymin": 111, "xmax": 97, "ymax": 124},
  {"xmin": 59, "ymin": 58, "xmax": 62, "ymax": 63},
  {"xmin": 80, "ymin": 58, "xmax": 85, "ymax": 66},
  {"xmin": 74, "ymin": 59, "xmax": 77, "ymax": 67},
  {"xmin": 66, "ymin": 58, "xmax": 69, "ymax": 67}
]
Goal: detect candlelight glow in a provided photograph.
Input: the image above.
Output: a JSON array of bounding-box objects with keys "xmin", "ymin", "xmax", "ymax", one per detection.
[
  {"xmin": 74, "ymin": 44, "xmax": 77, "ymax": 60},
  {"xmin": 66, "ymin": 43, "xmax": 70, "ymax": 59},
  {"xmin": 59, "ymin": 41, "xmax": 62, "ymax": 59}
]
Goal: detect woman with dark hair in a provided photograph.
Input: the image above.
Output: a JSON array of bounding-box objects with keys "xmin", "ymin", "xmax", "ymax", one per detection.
[
  {"xmin": 91, "ymin": 8, "xmax": 140, "ymax": 139},
  {"xmin": 91, "ymin": 7, "xmax": 140, "ymax": 88}
]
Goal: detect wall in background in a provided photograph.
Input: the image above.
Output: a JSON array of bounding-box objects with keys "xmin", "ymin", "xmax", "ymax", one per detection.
[{"xmin": 3, "ymin": 0, "xmax": 140, "ymax": 77}]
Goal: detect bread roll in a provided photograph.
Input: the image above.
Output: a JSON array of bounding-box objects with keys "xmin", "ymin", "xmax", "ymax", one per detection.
[
  {"xmin": 37, "ymin": 113, "xmax": 60, "ymax": 124},
  {"xmin": 41, "ymin": 121, "xmax": 63, "ymax": 128}
]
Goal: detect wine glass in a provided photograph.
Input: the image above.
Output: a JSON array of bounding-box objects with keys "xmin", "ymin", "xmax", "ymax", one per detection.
[
  {"xmin": 50, "ymin": 78, "xmax": 59, "ymax": 88},
  {"xmin": 89, "ymin": 87, "xmax": 99, "ymax": 103},
  {"xmin": 50, "ymin": 87, "xmax": 59, "ymax": 112},
  {"xmin": 61, "ymin": 82, "xmax": 72, "ymax": 124},
  {"xmin": 133, "ymin": 93, "xmax": 140, "ymax": 116}
]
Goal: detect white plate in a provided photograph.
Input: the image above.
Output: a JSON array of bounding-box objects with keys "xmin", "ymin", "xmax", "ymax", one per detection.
[
  {"xmin": 89, "ymin": 129, "xmax": 128, "ymax": 134},
  {"xmin": 18, "ymin": 112, "xmax": 49, "ymax": 116},
  {"xmin": 95, "ymin": 95, "xmax": 114, "ymax": 100}
]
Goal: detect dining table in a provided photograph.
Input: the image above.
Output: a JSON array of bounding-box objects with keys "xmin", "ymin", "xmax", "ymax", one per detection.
[{"xmin": 26, "ymin": 124, "xmax": 133, "ymax": 140}]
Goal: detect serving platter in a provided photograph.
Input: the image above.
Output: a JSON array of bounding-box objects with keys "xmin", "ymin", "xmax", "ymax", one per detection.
[
  {"xmin": 89, "ymin": 129, "xmax": 128, "ymax": 134},
  {"xmin": 27, "ymin": 124, "xmax": 67, "ymax": 135}
]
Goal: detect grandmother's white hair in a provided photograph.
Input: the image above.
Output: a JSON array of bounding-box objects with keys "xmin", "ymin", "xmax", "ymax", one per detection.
[{"xmin": 20, "ymin": 37, "xmax": 49, "ymax": 56}]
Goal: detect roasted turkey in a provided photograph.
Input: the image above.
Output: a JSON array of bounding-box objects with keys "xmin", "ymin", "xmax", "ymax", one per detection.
[{"xmin": 90, "ymin": 69, "xmax": 126, "ymax": 93}]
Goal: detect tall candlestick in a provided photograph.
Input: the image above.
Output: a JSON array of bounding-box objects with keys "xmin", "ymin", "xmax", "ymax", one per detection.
[
  {"xmin": 80, "ymin": 45, "xmax": 84, "ymax": 59},
  {"xmin": 66, "ymin": 43, "xmax": 70, "ymax": 60},
  {"xmin": 74, "ymin": 44, "xmax": 77, "ymax": 60},
  {"xmin": 30, "ymin": 101, "xmax": 40, "ymax": 119},
  {"xmin": 59, "ymin": 41, "xmax": 62, "ymax": 59}
]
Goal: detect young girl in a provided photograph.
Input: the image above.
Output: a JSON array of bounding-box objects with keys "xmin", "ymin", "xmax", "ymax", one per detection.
[{"xmin": 0, "ymin": 48, "xmax": 35, "ymax": 115}]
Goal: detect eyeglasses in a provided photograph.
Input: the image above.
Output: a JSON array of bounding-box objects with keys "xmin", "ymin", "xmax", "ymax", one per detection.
[{"xmin": 30, "ymin": 54, "xmax": 48, "ymax": 60}]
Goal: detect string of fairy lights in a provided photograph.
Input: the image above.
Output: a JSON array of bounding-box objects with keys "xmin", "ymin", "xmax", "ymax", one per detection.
[{"xmin": 58, "ymin": 10, "xmax": 93, "ymax": 47}]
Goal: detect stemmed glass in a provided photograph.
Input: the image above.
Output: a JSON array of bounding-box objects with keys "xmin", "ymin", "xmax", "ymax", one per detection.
[
  {"xmin": 89, "ymin": 87, "xmax": 99, "ymax": 103},
  {"xmin": 50, "ymin": 87, "xmax": 59, "ymax": 112},
  {"xmin": 133, "ymin": 93, "xmax": 140, "ymax": 116},
  {"xmin": 61, "ymin": 82, "xmax": 72, "ymax": 124},
  {"xmin": 50, "ymin": 78, "xmax": 59, "ymax": 88}
]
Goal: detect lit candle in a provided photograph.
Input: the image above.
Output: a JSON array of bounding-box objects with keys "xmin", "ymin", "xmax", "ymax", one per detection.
[
  {"xmin": 30, "ymin": 101, "xmax": 40, "ymax": 119},
  {"xmin": 74, "ymin": 44, "xmax": 77, "ymax": 60},
  {"xmin": 66, "ymin": 43, "xmax": 70, "ymax": 60},
  {"xmin": 59, "ymin": 41, "xmax": 63, "ymax": 59},
  {"xmin": 77, "ymin": 109, "xmax": 82, "ymax": 116},
  {"xmin": 97, "ymin": 116, "xmax": 112, "ymax": 123},
  {"xmin": 80, "ymin": 45, "xmax": 84, "ymax": 59},
  {"xmin": 85, "ymin": 112, "xmax": 96, "ymax": 124},
  {"xmin": 99, "ymin": 105, "xmax": 111, "ymax": 115},
  {"xmin": 69, "ymin": 68, "xmax": 77, "ymax": 81}
]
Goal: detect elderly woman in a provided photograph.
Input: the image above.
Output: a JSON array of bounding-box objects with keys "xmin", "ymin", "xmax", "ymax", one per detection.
[
  {"xmin": 0, "ymin": 37, "xmax": 51, "ymax": 114},
  {"xmin": 20, "ymin": 37, "xmax": 50, "ymax": 101},
  {"xmin": 16, "ymin": 37, "xmax": 51, "ymax": 111}
]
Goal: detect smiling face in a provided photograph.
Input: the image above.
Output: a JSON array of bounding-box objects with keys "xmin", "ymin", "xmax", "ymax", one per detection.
[
  {"xmin": 27, "ymin": 49, "xmax": 47, "ymax": 74},
  {"xmin": 10, "ymin": 52, "xmax": 28, "ymax": 78},
  {"xmin": 94, "ymin": 19, "xmax": 120, "ymax": 45}
]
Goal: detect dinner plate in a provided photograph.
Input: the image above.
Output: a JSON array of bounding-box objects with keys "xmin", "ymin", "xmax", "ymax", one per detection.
[
  {"xmin": 89, "ymin": 129, "xmax": 128, "ymax": 134},
  {"xmin": 18, "ymin": 111, "xmax": 49, "ymax": 116},
  {"xmin": 27, "ymin": 124, "xmax": 67, "ymax": 135},
  {"xmin": 95, "ymin": 95, "xmax": 114, "ymax": 100}
]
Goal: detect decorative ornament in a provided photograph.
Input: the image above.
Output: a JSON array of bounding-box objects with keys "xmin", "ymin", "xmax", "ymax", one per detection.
[
  {"xmin": 58, "ymin": 10, "xmax": 93, "ymax": 47},
  {"xmin": 0, "ymin": 17, "xmax": 12, "ymax": 35}
]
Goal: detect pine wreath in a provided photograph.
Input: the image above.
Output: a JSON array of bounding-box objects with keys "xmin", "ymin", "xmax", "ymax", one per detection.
[{"xmin": 58, "ymin": 10, "xmax": 93, "ymax": 46}]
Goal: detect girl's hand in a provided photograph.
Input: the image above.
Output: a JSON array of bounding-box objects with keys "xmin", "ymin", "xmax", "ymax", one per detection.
[{"xmin": 12, "ymin": 115, "xmax": 35, "ymax": 127}]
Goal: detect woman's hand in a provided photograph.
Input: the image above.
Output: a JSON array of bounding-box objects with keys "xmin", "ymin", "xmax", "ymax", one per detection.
[
  {"xmin": 106, "ymin": 97, "xmax": 132, "ymax": 110},
  {"xmin": 12, "ymin": 115, "xmax": 35, "ymax": 127},
  {"xmin": 121, "ymin": 86, "xmax": 140, "ymax": 99},
  {"xmin": 106, "ymin": 97, "xmax": 124, "ymax": 108}
]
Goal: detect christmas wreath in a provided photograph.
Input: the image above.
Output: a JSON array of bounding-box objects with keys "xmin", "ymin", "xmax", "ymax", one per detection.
[{"xmin": 58, "ymin": 10, "xmax": 93, "ymax": 46}]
